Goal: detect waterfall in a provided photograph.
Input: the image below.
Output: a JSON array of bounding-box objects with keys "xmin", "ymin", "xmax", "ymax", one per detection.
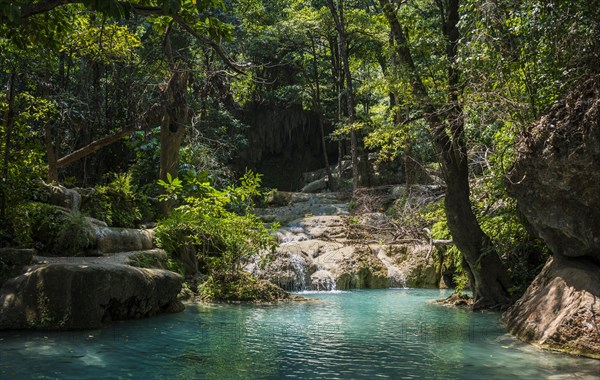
[
  {"xmin": 287, "ymin": 251, "xmax": 309, "ymax": 291},
  {"xmin": 311, "ymin": 270, "xmax": 337, "ymax": 291}
]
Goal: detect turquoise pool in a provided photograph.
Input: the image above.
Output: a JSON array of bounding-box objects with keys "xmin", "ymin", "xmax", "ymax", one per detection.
[{"xmin": 0, "ymin": 289, "xmax": 598, "ymax": 379}]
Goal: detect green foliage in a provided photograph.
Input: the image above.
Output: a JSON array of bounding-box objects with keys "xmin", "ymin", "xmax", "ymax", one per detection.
[
  {"xmin": 81, "ymin": 172, "xmax": 148, "ymax": 227},
  {"xmin": 11, "ymin": 202, "xmax": 95, "ymax": 256},
  {"xmin": 198, "ymin": 271, "xmax": 287, "ymax": 302},
  {"xmin": 422, "ymin": 202, "xmax": 468, "ymax": 292},
  {"xmin": 155, "ymin": 171, "xmax": 277, "ymax": 294},
  {"xmin": 126, "ymin": 129, "xmax": 161, "ymax": 195},
  {"xmin": 127, "ymin": 250, "xmax": 182, "ymax": 274}
]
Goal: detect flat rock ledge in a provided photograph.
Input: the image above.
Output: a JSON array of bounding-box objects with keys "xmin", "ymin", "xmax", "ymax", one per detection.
[
  {"xmin": 502, "ymin": 256, "xmax": 600, "ymax": 359},
  {"xmin": 0, "ymin": 263, "xmax": 183, "ymax": 330}
]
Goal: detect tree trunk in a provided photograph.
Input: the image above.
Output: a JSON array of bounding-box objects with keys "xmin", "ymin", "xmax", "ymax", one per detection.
[
  {"xmin": 310, "ymin": 37, "xmax": 334, "ymax": 189},
  {"xmin": 159, "ymin": 70, "xmax": 190, "ymax": 215},
  {"xmin": 0, "ymin": 70, "xmax": 16, "ymax": 220},
  {"xmin": 45, "ymin": 124, "xmax": 59, "ymax": 183},
  {"xmin": 328, "ymin": 35, "xmax": 345, "ymax": 180},
  {"xmin": 379, "ymin": 0, "xmax": 511, "ymax": 309},
  {"xmin": 328, "ymin": 0, "xmax": 359, "ymax": 190}
]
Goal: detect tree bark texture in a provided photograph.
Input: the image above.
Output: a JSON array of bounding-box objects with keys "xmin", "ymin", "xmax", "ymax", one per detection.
[{"xmin": 159, "ymin": 70, "xmax": 190, "ymax": 215}]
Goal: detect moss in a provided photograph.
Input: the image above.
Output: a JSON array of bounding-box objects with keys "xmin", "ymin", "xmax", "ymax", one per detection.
[{"xmin": 128, "ymin": 251, "xmax": 168, "ymax": 269}]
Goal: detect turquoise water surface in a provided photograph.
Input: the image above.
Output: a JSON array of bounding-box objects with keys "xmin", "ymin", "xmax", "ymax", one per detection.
[{"xmin": 0, "ymin": 289, "xmax": 598, "ymax": 379}]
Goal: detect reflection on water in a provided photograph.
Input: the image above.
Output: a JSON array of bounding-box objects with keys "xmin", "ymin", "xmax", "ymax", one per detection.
[{"xmin": 1, "ymin": 289, "xmax": 598, "ymax": 379}]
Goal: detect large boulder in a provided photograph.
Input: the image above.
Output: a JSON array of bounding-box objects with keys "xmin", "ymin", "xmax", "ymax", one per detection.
[
  {"xmin": 503, "ymin": 256, "xmax": 600, "ymax": 358},
  {"xmin": 0, "ymin": 263, "xmax": 183, "ymax": 330},
  {"xmin": 43, "ymin": 183, "xmax": 82, "ymax": 212},
  {"xmin": 504, "ymin": 76, "xmax": 600, "ymax": 358},
  {"xmin": 507, "ymin": 77, "xmax": 600, "ymax": 261}
]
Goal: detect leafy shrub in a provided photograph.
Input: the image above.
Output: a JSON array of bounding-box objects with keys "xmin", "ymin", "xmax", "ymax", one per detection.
[
  {"xmin": 198, "ymin": 272, "xmax": 288, "ymax": 302},
  {"xmin": 12, "ymin": 202, "xmax": 95, "ymax": 256},
  {"xmin": 82, "ymin": 172, "xmax": 148, "ymax": 227},
  {"xmin": 155, "ymin": 170, "xmax": 278, "ymax": 301}
]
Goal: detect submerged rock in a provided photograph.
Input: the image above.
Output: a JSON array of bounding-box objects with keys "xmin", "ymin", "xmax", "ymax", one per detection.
[
  {"xmin": 0, "ymin": 263, "xmax": 183, "ymax": 330},
  {"xmin": 505, "ymin": 76, "xmax": 600, "ymax": 358}
]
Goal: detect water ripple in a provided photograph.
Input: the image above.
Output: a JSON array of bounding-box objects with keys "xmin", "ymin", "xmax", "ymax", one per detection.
[{"xmin": 1, "ymin": 289, "xmax": 598, "ymax": 379}]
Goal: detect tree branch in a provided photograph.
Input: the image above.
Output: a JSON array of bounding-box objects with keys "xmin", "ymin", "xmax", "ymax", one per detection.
[
  {"xmin": 170, "ymin": 13, "xmax": 247, "ymax": 75},
  {"xmin": 56, "ymin": 129, "xmax": 134, "ymax": 169},
  {"xmin": 20, "ymin": 0, "xmax": 72, "ymax": 18}
]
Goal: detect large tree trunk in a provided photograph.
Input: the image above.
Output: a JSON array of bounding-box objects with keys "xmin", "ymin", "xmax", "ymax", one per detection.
[
  {"xmin": 328, "ymin": 35, "xmax": 346, "ymax": 180},
  {"xmin": 159, "ymin": 70, "xmax": 190, "ymax": 215},
  {"xmin": 379, "ymin": 0, "xmax": 511, "ymax": 309}
]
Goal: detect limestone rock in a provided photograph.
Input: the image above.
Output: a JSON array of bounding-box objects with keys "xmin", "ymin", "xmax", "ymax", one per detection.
[
  {"xmin": 505, "ymin": 76, "xmax": 600, "ymax": 359},
  {"xmin": 507, "ymin": 77, "xmax": 600, "ymax": 261},
  {"xmin": 44, "ymin": 183, "xmax": 82, "ymax": 212},
  {"xmin": 255, "ymin": 193, "xmax": 349, "ymax": 225},
  {"xmin": 384, "ymin": 244, "xmax": 439, "ymax": 288},
  {"xmin": 301, "ymin": 178, "xmax": 328, "ymax": 193},
  {"xmin": 332, "ymin": 245, "xmax": 389, "ymax": 289},
  {"xmin": 0, "ymin": 263, "xmax": 183, "ymax": 330},
  {"xmin": 503, "ymin": 257, "xmax": 600, "ymax": 358},
  {"xmin": 95, "ymin": 226, "xmax": 154, "ymax": 254},
  {"xmin": 249, "ymin": 191, "xmax": 439, "ymax": 292},
  {"xmin": 310, "ymin": 270, "xmax": 336, "ymax": 291}
]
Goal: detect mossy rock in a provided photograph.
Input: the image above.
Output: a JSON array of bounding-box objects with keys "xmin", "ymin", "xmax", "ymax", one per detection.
[
  {"xmin": 12, "ymin": 202, "xmax": 95, "ymax": 256},
  {"xmin": 406, "ymin": 263, "xmax": 438, "ymax": 288},
  {"xmin": 128, "ymin": 249, "xmax": 170, "ymax": 269}
]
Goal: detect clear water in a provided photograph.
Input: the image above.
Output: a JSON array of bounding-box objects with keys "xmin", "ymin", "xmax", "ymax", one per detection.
[{"xmin": 1, "ymin": 289, "xmax": 598, "ymax": 379}]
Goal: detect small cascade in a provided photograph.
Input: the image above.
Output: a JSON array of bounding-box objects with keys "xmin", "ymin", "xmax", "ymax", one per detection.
[
  {"xmin": 287, "ymin": 252, "xmax": 309, "ymax": 291},
  {"xmin": 276, "ymin": 224, "xmax": 310, "ymax": 243},
  {"xmin": 311, "ymin": 270, "xmax": 337, "ymax": 291},
  {"xmin": 376, "ymin": 247, "xmax": 408, "ymax": 288}
]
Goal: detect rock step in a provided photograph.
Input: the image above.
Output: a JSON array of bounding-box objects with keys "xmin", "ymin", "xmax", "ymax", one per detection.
[
  {"xmin": 94, "ymin": 226, "xmax": 154, "ymax": 254},
  {"xmin": 33, "ymin": 249, "xmax": 168, "ymax": 267},
  {"xmin": 0, "ymin": 262, "xmax": 183, "ymax": 330}
]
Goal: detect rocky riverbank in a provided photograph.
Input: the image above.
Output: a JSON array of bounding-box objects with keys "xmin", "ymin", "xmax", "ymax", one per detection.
[
  {"xmin": 0, "ymin": 209, "xmax": 183, "ymax": 330},
  {"xmin": 248, "ymin": 190, "xmax": 442, "ymax": 291}
]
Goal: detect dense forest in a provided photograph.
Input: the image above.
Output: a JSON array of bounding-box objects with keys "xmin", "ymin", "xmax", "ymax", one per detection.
[{"xmin": 1, "ymin": 0, "xmax": 599, "ymax": 365}]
